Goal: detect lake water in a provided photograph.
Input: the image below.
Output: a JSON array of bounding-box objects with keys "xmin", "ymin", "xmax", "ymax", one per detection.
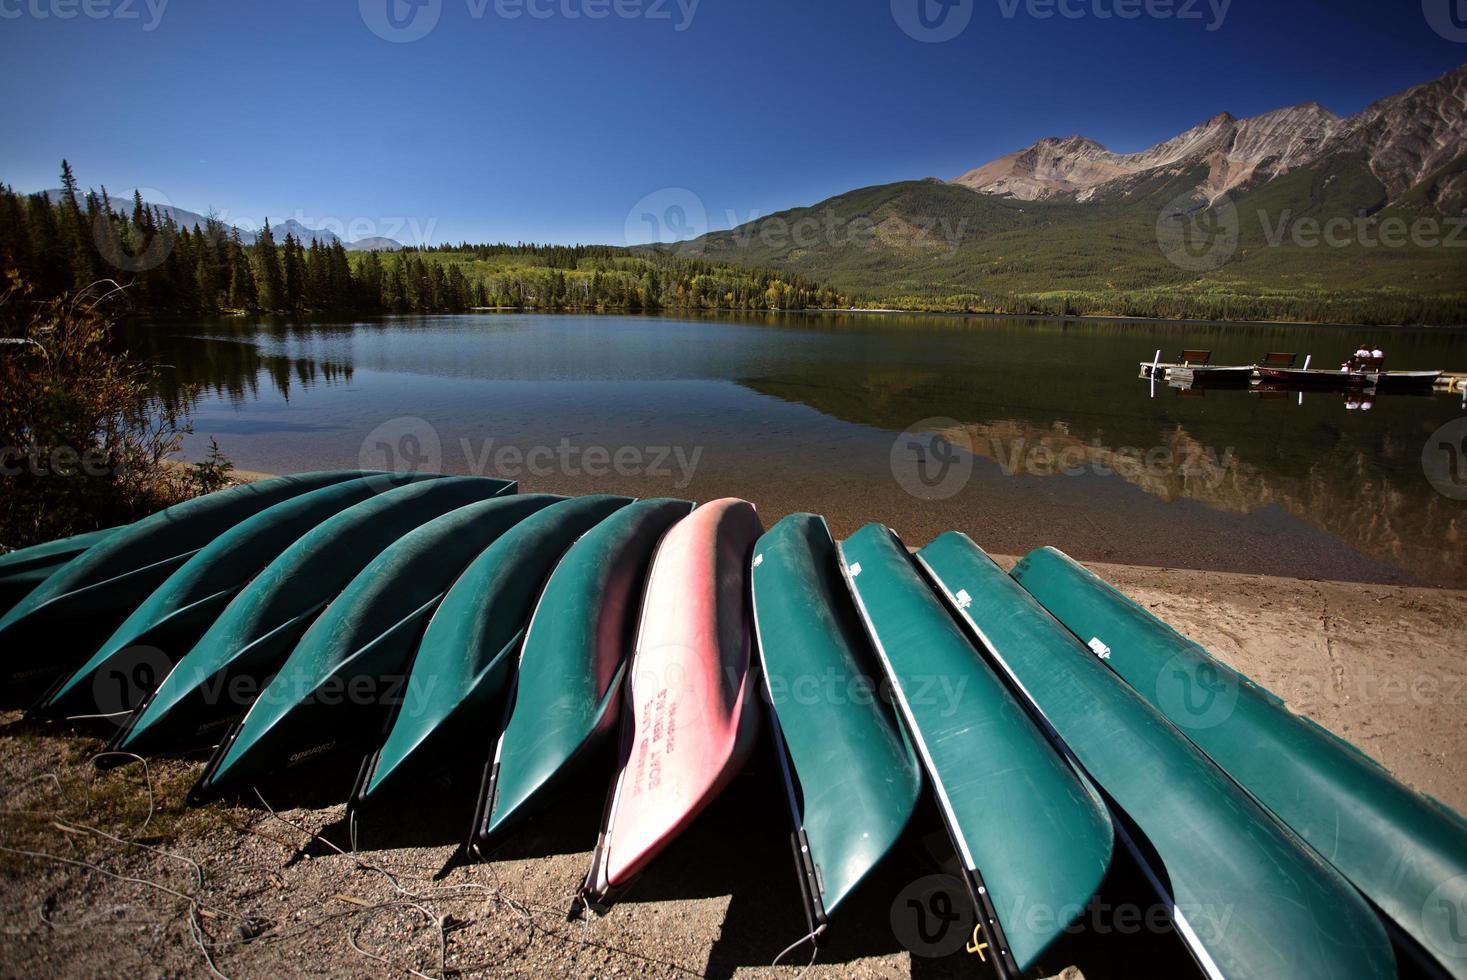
[{"xmin": 120, "ymin": 312, "xmax": 1467, "ymax": 588}]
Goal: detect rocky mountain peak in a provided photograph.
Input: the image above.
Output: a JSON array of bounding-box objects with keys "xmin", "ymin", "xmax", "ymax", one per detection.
[{"xmin": 952, "ymin": 63, "xmax": 1464, "ymax": 206}]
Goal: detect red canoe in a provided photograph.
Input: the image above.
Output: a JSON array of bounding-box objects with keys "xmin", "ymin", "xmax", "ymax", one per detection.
[{"xmin": 581, "ymin": 498, "xmax": 764, "ymax": 906}]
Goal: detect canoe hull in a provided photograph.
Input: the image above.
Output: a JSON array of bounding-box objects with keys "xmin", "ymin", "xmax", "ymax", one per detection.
[
  {"xmin": 42, "ymin": 474, "xmax": 449, "ymax": 719},
  {"xmin": 1012, "ymin": 546, "xmax": 1467, "ymax": 979},
  {"xmin": 0, "ymin": 471, "xmax": 377, "ymax": 704},
  {"xmin": 582, "ymin": 498, "xmax": 764, "ymax": 905},
  {"xmin": 115, "ymin": 477, "xmax": 516, "ymax": 759},
  {"xmin": 842, "ymin": 524, "xmax": 1112, "ymax": 975},
  {"xmin": 0, "ymin": 526, "xmax": 119, "ymax": 619},
  {"xmin": 472, "ymin": 497, "xmax": 695, "ymax": 852},
  {"xmin": 354, "ymin": 495, "xmax": 637, "ymax": 810},
  {"xmin": 919, "ymin": 533, "xmax": 1397, "ymax": 980},
  {"xmin": 192, "ymin": 495, "xmax": 567, "ymax": 800},
  {"xmin": 752, "ymin": 514, "xmax": 922, "ymax": 933}
]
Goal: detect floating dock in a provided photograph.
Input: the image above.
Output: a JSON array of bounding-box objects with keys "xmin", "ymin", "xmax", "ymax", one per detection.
[{"xmin": 1140, "ymin": 362, "xmax": 1465, "ymax": 392}]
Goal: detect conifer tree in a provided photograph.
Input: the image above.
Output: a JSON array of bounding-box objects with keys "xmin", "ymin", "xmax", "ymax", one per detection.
[{"xmin": 254, "ymin": 220, "xmax": 283, "ymax": 311}]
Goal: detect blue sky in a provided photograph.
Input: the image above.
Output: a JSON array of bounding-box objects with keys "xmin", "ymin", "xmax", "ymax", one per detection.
[{"xmin": 1, "ymin": 0, "xmax": 1463, "ymax": 245}]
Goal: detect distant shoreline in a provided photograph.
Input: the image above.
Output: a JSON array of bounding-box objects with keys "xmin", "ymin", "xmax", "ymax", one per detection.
[
  {"xmin": 807, "ymin": 307, "xmax": 1467, "ymax": 331},
  {"xmin": 136, "ymin": 305, "xmax": 1466, "ymax": 332}
]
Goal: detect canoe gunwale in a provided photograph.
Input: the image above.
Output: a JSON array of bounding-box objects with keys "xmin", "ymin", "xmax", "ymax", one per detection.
[
  {"xmin": 1011, "ymin": 545, "xmax": 1467, "ymax": 980},
  {"xmin": 750, "ymin": 581, "xmax": 830, "ymax": 945},
  {"xmin": 474, "ymin": 499, "xmax": 695, "ymax": 855},
  {"xmin": 915, "ymin": 548, "xmax": 1226, "ymax": 980},
  {"xmin": 750, "ymin": 513, "xmax": 923, "ymax": 945},
  {"xmin": 8, "ymin": 550, "xmax": 204, "ymax": 700},
  {"xmin": 837, "ymin": 529, "xmax": 1022, "ymax": 980},
  {"xmin": 919, "ymin": 533, "xmax": 1403, "ymax": 980},
  {"xmin": 354, "ymin": 626, "xmax": 526, "ymax": 807},
  {"xmin": 190, "ymin": 590, "xmax": 450, "ymax": 802},
  {"xmin": 469, "ymin": 645, "xmax": 630, "ymax": 860},
  {"xmin": 119, "ymin": 478, "xmax": 521, "ymax": 765},
  {"xmin": 579, "ymin": 516, "xmax": 680, "ymax": 908},
  {"xmin": 356, "ymin": 495, "xmax": 634, "ymax": 821},
  {"xmin": 468, "ymin": 524, "xmax": 578, "ymax": 859},
  {"xmin": 107, "ymin": 600, "xmax": 330, "ymax": 763},
  {"xmin": 38, "ymin": 585, "xmax": 241, "ymax": 720},
  {"xmin": 42, "ymin": 475, "xmax": 461, "ymax": 718}
]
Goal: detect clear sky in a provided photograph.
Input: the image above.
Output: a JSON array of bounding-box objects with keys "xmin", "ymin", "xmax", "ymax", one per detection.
[{"xmin": 1, "ymin": 0, "xmax": 1463, "ymax": 245}]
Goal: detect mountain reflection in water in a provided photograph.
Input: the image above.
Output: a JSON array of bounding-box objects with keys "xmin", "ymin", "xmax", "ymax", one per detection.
[{"xmin": 118, "ymin": 313, "xmax": 1467, "ymax": 587}]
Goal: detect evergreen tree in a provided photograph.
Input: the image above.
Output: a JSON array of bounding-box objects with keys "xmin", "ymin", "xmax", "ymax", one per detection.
[
  {"xmin": 254, "ymin": 220, "xmax": 283, "ymax": 311},
  {"xmin": 281, "ymin": 233, "xmax": 306, "ymax": 311}
]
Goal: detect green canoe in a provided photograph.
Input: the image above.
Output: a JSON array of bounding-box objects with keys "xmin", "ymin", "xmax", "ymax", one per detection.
[
  {"xmin": 0, "ymin": 471, "xmax": 372, "ymax": 703},
  {"xmin": 42, "ymin": 474, "xmax": 447, "ymax": 719},
  {"xmin": 1012, "ymin": 545, "xmax": 1467, "ymax": 979},
  {"xmin": 114, "ymin": 477, "xmax": 516, "ymax": 758},
  {"xmin": 354, "ymin": 495, "xmax": 635, "ymax": 809},
  {"xmin": 752, "ymin": 515, "xmax": 922, "ymax": 937},
  {"xmin": 191, "ymin": 494, "xmax": 565, "ymax": 801},
  {"xmin": 839, "ymin": 524, "xmax": 1112, "ymax": 977},
  {"xmin": 918, "ymin": 533, "xmax": 1398, "ymax": 980},
  {"xmin": 471, "ymin": 498, "xmax": 693, "ymax": 852},
  {"xmin": 0, "ymin": 526, "xmax": 120, "ymax": 618}
]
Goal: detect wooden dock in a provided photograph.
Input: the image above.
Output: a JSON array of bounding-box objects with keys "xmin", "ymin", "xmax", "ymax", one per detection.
[{"xmin": 1140, "ymin": 362, "xmax": 1466, "ymax": 392}]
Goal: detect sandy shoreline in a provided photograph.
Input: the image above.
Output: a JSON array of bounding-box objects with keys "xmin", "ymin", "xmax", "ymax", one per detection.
[{"xmin": 1, "ymin": 550, "xmax": 1463, "ymax": 978}]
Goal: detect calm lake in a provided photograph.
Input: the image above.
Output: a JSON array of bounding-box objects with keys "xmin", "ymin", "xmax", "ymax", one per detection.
[{"xmin": 120, "ymin": 312, "xmax": 1467, "ymax": 588}]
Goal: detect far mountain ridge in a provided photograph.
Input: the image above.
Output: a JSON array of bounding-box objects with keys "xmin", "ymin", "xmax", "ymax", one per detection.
[
  {"xmin": 40, "ymin": 190, "xmax": 403, "ymax": 252},
  {"xmin": 953, "ymin": 63, "xmax": 1467, "ymax": 206}
]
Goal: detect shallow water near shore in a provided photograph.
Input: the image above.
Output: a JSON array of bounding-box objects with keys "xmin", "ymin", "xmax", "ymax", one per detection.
[{"xmin": 119, "ymin": 311, "xmax": 1467, "ymax": 588}]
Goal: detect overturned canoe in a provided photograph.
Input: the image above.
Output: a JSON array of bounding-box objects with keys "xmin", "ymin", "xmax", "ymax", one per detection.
[
  {"xmin": 752, "ymin": 514, "xmax": 922, "ymax": 937},
  {"xmin": 114, "ymin": 477, "xmax": 516, "ymax": 758},
  {"xmin": 581, "ymin": 499, "xmax": 764, "ymax": 907},
  {"xmin": 1012, "ymin": 546, "xmax": 1467, "ymax": 979},
  {"xmin": 0, "ymin": 471, "xmax": 373, "ymax": 703},
  {"xmin": 471, "ymin": 497, "xmax": 694, "ymax": 852},
  {"xmin": 191, "ymin": 494, "xmax": 566, "ymax": 801},
  {"xmin": 354, "ymin": 495, "xmax": 636, "ymax": 808},
  {"xmin": 42, "ymin": 474, "xmax": 448, "ymax": 720},
  {"xmin": 0, "ymin": 526, "xmax": 120, "ymax": 619},
  {"xmin": 918, "ymin": 533, "xmax": 1397, "ymax": 980},
  {"xmin": 841, "ymin": 524, "xmax": 1112, "ymax": 977}
]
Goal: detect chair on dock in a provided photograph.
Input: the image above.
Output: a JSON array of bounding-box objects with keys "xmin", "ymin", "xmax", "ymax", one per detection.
[
  {"xmin": 1180, "ymin": 350, "xmax": 1212, "ymax": 366},
  {"xmin": 1261, "ymin": 352, "xmax": 1298, "ymax": 368}
]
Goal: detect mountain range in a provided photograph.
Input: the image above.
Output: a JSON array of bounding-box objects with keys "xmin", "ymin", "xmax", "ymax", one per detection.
[
  {"xmin": 687, "ymin": 62, "xmax": 1467, "ymax": 324},
  {"xmin": 42, "ymin": 192, "xmax": 403, "ymax": 252},
  {"xmin": 953, "ymin": 65, "xmax": 1467, "ymax": 206}
]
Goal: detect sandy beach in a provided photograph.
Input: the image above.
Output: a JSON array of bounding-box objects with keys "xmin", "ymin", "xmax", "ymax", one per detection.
[{"xmin": 2, "ymin": 556, "xmax": 1462, "ymax": 979}]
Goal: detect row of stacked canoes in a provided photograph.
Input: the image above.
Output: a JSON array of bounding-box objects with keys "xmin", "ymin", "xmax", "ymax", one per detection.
[{"xmin": 1, "ymin": 471, "xmax": 1465, "ymax": 979}]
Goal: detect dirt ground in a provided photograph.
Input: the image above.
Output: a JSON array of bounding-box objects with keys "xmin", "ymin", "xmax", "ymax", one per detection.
[{"xmin": 1, "ymin": 560, "xmax": 1464, "ymax": 980}]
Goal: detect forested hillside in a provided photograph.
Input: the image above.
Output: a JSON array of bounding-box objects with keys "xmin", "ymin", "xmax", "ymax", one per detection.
[{"xmin": 0, "ymin": 164, "xmax": 848, "ymax": 316}]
